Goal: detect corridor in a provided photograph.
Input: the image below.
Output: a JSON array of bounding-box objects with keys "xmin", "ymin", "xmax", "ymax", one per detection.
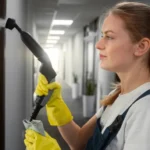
[{"xmin": 2, "ymin": 0, "xmax": 150, "ymax": 150}]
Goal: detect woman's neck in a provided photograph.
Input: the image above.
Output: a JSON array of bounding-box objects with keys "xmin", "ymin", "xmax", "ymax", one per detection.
[{"xmin": 117, "ymin": 66, "xmax": 150, "ymax": 95}]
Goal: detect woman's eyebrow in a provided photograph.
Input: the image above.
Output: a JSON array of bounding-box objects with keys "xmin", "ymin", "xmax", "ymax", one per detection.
[{"xmin": 101, "ymin": 30, "xmax": 115, "ymax": 34}]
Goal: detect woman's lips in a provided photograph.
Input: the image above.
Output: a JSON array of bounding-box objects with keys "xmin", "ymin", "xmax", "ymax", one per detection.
[{"xmin": 100, "ymin": 54, "xmax": 106, "ymax": 59}]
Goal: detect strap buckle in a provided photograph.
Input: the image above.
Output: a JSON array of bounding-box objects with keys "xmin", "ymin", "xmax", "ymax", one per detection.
[{"xmin": 108, "ymin": 115, "xmax": 123, "ymax": 133}]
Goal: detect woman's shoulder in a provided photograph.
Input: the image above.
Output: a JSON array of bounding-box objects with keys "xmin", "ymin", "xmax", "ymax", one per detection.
[
  {"xmin": 126, "ymin": 94, "xmax": 150, "ymax": 119},
  {"xmin": 132, "ymin": 94, "xmax": 150, "ymax": 110}
]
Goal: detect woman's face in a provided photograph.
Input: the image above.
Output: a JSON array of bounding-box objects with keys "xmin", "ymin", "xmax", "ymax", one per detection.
[{"xmin": 96, "ymin": 14, "xmax": 137, "ymax": 73}]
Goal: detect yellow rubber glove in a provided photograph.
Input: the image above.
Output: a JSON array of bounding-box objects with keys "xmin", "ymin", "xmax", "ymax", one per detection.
[
  {"xmin": 24, "ymin": 129, "xmax": 61, "ymax": 150},
  {"xmin": 35, "ymin": 74, "xmax": 73, "ymax": 126}
]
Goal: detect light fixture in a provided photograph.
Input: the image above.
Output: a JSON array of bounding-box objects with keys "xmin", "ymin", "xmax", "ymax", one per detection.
[
  {"xmin": 47, "ymin": 36, "xmax": 60, "ymax": 40},
  {"xmin": 52, "ymin": 20, "xmax": 73, "ymax": 26},
  {"xmin": 49, "ymin": 30, "xmax": 65, "ymax": 35}
]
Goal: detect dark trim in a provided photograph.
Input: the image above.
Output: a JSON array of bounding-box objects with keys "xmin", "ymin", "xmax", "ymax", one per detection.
[
  {"xmin": 115, "ymin": 74, "xmax": 120, "ymax": 82},
  {"xmin": 82, "ymin": 40, "xmax": 87, "ymax": 94},
  {"xmin": 0, "ymin": 0, "xmax": 6, "ymax": 19},
  {"xmin": 0, "ymin": 28, "xmax": 5, "ymax": 150}
]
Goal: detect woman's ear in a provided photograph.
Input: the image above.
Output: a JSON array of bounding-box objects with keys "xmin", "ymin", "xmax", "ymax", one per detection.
[{"xmin": 134, "ymin": 38, "xmax": 150, "ymax": 56}]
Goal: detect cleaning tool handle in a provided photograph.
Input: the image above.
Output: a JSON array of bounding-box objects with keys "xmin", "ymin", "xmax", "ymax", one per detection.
[
  {"xmin": 5, "ymin": 18, "xmax": 56, "ymax": 120},
  {"xmin": 29, "ymin": 96, "xmax": 44, "ymax": 121},
  {"xmin": 20, "ymin": 32, "xmax": 45, "ymax": 61},
  {"xmin": 20, "ymin": 32, "xmax": 56, "ymax": 82},
  {"xmin": 30, "ymin": 89, "xmax": 54, "ymax": 121},
  {"xmin": 20, "ymin": 31, "xmax": 56, "ymax": 121}
]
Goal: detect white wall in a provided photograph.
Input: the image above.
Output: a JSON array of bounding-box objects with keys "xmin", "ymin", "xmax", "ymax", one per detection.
[
  {"xmin": 72, "ymin": 30, "xmax": 84, "ymax": 96},
  {"xmin": 63, "ymin": 38, "xmax": 73, "ymax": 86},
  {"xmin": 58, "ymin": 45, "xmax": 65, "ymax": 79},
  {"xmin": 25, "ymin": 0, "xmax": 35, "ymax": 118},
  {"xmin": 32, "ymin": 20, "xmax": 40, "ymax": 91},
  {"xmin": 58, "ymin": 30, "xmax": 84, "ymax": 96},
  {"xmin": 5, "ymin": 0, "xmax": 33, "ymax": 149}
]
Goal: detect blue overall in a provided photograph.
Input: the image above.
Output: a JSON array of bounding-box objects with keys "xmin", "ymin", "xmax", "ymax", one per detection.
[{"xmin": 85, "ymin": 89, "xmax": 150, "ymax": 150}]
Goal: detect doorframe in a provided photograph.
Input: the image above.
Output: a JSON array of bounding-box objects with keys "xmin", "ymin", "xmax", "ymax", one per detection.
[
  {"xmin": 0, "ymin": 0, "xmax": 6, "ymax": 148},
  {"xmin": 0, "ymin": 0, "xmax": 6, "ymax": 19}
]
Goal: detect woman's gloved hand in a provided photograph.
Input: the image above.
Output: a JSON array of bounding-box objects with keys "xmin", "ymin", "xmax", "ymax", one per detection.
[
  {"xmin": 35, "ymin": 73, "xmax": 73, "ymax": 126},
  {"xmin": 24, "ymin": 129, "xmax": 61, "ymax": 150}
]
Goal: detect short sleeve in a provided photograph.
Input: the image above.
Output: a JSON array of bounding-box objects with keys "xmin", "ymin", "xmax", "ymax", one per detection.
[
  {"xmin": 95, "ymin": 106, "xmax": 104, "ymax": 119},
  {"xmin": 123, "ymin": 97, "xmax": 150, "ymax": 150}
]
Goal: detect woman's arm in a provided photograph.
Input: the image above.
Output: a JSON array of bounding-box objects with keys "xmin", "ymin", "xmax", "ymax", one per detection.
[{"xmin": 58, "ymin": 115, "xmax": 97, "ymax": 150}]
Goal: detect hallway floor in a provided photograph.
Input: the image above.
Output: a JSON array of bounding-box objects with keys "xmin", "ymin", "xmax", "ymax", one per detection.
[{"xmin": 37, "ymin": 78, "xmax": 89, "ymax": 149}]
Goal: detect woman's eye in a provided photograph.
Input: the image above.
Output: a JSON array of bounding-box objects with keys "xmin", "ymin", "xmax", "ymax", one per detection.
[
  {"xmin": 106, "ymin": 36, "xmax": 113, "ymax": 40},
  {"xmin": 101, "ymin": 35, "xmax": 113, "ymax": 40}
]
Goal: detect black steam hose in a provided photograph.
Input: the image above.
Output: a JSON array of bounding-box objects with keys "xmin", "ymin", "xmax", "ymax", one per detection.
[{"xmin": 5, "ymin": 18, "xmax": 56, "ymax": 121}]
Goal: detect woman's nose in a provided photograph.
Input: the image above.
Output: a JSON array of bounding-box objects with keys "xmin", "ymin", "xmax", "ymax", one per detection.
[{"xmin": 95, "ymin": 38, "xmax": 105, "ymax": 50}]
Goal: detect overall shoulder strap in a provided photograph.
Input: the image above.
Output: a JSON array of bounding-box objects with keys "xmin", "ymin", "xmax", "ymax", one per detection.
[
  {"xmin": 102, "ymin": 89, "xmax": 150, "ymax": 150},
  {"xmin": 122, "ymin": 89, "xmax": 150, "ymax": 119}
]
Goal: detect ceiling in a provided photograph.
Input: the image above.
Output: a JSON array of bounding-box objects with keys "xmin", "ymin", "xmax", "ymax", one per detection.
[{"xmin": 32, "ymin": 0, "xmax": 121, "ymax": 46}]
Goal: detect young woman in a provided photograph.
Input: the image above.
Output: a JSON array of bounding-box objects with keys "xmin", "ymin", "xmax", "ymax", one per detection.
[{"xmin": 24, "ymin": 2, "xmax": 150, "ymax": 150}]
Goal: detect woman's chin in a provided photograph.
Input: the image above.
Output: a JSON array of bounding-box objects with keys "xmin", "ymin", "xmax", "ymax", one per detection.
[
  {"xmin": 100, "ymin": 64, "xmax": 113, "ymax": 71},
  {"xmin": 100, "ymin": 64, "xmax": 108, "ymax": 70}
]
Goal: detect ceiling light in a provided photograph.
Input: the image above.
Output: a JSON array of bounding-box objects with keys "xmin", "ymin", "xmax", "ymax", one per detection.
[
  {"xmin": 52, "ymin": 20, "xmax": 73, "ymax": 26},
  {"xmin": 47, "ymin": 36, "xmax": 60, "ymax": 40},
  {"xmin": 49, "ymin": 30, "xmax": 65, "ymax": 35}
]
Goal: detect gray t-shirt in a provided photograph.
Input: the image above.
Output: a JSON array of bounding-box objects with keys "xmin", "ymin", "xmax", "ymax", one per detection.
[{"xmin": 96, "ymin": 82, "xmax": 150, "ymax": 150}]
